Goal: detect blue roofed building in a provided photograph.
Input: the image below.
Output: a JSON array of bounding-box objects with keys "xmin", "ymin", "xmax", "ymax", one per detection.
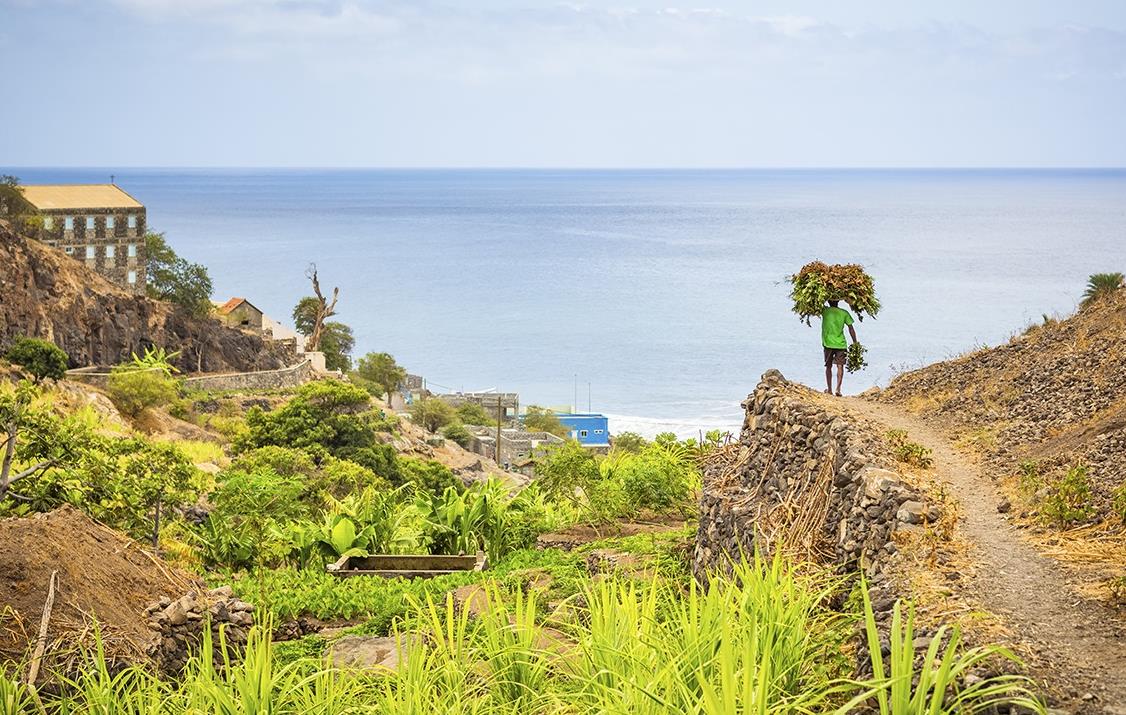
[{"xmin": 555, "ymin": 413, "xmax": 610, "ymax": 448}]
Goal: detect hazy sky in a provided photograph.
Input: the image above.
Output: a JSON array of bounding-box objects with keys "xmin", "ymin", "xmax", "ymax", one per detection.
[{"xmin": 3, "ymin": 0, "xmax": 1125, "ymax": 167}]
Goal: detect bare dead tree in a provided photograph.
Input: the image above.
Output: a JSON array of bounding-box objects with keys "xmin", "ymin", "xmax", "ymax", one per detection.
[{"xmin": 304, "ymin": 263, "xmax": 339, "ymax": 352}]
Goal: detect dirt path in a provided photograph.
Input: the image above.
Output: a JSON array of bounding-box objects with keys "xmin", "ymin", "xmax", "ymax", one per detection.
[{"xmin": 844, "ymin": 398, "xmax": 1126, "ymax": 713}]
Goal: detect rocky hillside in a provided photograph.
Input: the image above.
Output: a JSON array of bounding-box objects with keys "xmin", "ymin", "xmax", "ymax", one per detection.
[
  {"xmin": 875, "ymin": 290, "xmax": 1126, "ymax": 515},
  {"xmin": 0, "ymin": 224, "xmax": 292, "ymax": 373}
]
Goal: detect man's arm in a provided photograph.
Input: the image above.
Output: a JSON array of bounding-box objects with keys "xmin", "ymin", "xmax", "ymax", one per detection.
[{"xmin": 848, "ymin": 325, "xmax": 858, "ymax": 344}]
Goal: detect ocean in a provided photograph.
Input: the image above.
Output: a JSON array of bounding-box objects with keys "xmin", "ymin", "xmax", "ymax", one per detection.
[{"xmin": 9, "ymin": 168, "xmax": 1126, "ymax": 438}]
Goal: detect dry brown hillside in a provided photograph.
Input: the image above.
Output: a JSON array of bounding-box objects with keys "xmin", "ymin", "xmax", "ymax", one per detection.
[{"xmin": 873, "ymin": 289, "xmax": 1126, "ymax": 622}]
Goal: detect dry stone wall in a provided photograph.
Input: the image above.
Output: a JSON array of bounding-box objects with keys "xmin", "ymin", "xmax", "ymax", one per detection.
[
  {"xmin": 694, "ymin": 370, "xmax": 937, "ymax": 580},
  {"xmin": 144, "ymin": 585, "xmax": 254, "ymax": 675}
]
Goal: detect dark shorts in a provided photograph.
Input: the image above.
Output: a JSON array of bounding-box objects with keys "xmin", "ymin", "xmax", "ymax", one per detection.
[{"xmin": 824, "ymin": 346, "xmax": 846, "ymax": 367}]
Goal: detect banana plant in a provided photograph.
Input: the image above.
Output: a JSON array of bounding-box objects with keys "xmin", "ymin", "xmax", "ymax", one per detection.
[{"xmin": 316, "ymin": 513, "xmax": 373, "ymax": 558}]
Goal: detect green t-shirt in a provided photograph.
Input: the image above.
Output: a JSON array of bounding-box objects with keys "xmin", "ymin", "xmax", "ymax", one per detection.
[{"xmin": 821, "ymin": 306, "xmax": 854, "ymax": 349}]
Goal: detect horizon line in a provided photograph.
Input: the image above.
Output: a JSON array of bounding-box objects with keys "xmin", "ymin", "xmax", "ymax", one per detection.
[{"xmin": 6, "ymin": 165, "xmax": 1126, "ymax": 172}]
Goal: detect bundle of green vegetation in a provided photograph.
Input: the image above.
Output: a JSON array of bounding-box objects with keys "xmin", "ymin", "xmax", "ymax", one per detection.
[
  {"xmin": 845, "ymin": 342, "xmax": 868, "ymax": 373},
  {"xmin": 789, "ymin": 261, "xmax": 880, "ymax": 325}
]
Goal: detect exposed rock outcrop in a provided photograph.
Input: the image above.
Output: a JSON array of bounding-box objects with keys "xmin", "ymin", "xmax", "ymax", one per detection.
[
  {"xmin": 694, "ymin": 370, "xmax": 938, "ymax": 581},
  {"xmin": 0, "ymin": 224, "xmax": 291, "ymax": 373}
]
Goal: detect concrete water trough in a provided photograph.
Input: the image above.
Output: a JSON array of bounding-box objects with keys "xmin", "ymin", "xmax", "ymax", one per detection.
[{"xmin": 327, "ymin": 551, "xmax": 488, "ymax": 579}]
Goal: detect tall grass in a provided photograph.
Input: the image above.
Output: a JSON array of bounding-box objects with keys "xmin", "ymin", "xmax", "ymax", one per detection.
[{"xmin": 3, "ymin": 556, "xmax": 1044, "ymax": 714}]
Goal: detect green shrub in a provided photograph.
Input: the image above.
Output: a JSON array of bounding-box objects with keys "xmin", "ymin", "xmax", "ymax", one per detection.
[
  {"xmin": 409, "ymin": 398, "xmax": 457, "ymax": 432},
  {"xmin": 534, "ymin": 440, "xmax": 601, "ymax": 504},
  {"xmin": 455, "ymin": 401, "xmax": 497, "ymax": 426},
  {"xmin": 441, "ymin": 421, "xmax": 473, "ymax": 448},
  {"xmin": 232, "ymin": 445, "xmax": 318, "ymax": 478},
  {"xmin": 107, "ymin": 369, "xmax": 179, "ymax": 417},
  {"xmin": 400, "ymin": 457, "xmax": 462, "ymax": 496},
  {"xmin": 604, "ymin": 443, "xmax": 694, "ymax": 512},
  {"xmin": 345, "ymin": 444, "xmax": 402, "ymax": 485},
  {"xmin": 1018, "ymin": 460, "xmax": 1042, "ymax": 495},
  {"xmin": 610, "ymin": 431, "xmax": 647, "ymax": 453},
  {"xmin": 1110, "ymin": 482, "xmax": 1126, "ymax": 524},
  {"xmin": 886, "ymin": 429, "xmax": 934, "ymax": 469},
  {"xmin": 1039, "ymin": 465, "xmax": 1096, "ymax": 527},
  {"xmin": 319, "ymin": 456, "xmax": 392, "ymax": 497},
  {"xmin": 4, "ymin": 337, "xmax": 68, "ymax": 382}
]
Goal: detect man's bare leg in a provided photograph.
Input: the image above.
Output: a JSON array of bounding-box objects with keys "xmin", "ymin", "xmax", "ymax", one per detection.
[
  {"xmin": 825, "ymin": 365, "xmax": 833, "ymax": 394},
  {"xmin": 835, "ymin": 363, "xmax": 845, "ymax": 396}
]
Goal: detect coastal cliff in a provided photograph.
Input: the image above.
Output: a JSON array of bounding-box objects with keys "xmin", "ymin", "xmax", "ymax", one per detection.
[{"xmin": 0, "ymin": 224, "xmax": 291, "ymax": 373}]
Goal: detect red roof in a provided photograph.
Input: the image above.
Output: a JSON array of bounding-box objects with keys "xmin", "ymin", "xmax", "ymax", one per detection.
[{"xmin": 216, "ymin": 297, "xmax": 261, "ymax": 316}]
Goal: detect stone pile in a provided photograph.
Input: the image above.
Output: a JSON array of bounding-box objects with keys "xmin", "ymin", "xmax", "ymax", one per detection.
[
  {"xmin": 144, "ymin": 585, "xmax": 254, "ymax": 674},
  {"xmin": 694, "ymin": 370, "xmax": 939, "ymax": 581}
]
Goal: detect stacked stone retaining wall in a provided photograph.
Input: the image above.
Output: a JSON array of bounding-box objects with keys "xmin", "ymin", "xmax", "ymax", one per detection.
[
  {"xmin": 66, "ymin": 359, "xmax": 315, "ymax": 392},
  {"xmin": 694, "ymin": 370, "xmax": 938, "ymax": 581}
]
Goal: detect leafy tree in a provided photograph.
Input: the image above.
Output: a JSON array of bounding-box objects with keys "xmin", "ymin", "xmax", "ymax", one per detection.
[
  {"xmin": 144, "ymin": 232, "xmax": 214, "ymax": 317},
  {"xmin": 0, "ymin": 175, "xmax": 37, "ymax": 230},
  {"xmin": 0, "ymin": 382, "xmax": 84, "ymax": 504},
  {"xmin": 353, "ymin": 352, "xmax": 407, "ymax": 403},
  {"xmin": 1081, "ymin": 272, "xmax": 1124, "ymax": 308},
  {"xmin": 81, "ymin": 439, "xmax": 197, "ymax": 546},
  {"xmin": 237, "ymin": 380, "xmax": 377, "ymax": 457},
  {"xmin": 0, "ymin": 175, "xmax": 23, "ymax": 215},
  {"xmin": 610, "ymin": 431, "xmax": 647, "ymax": 453},
  {"xmin": 455, "ymin": 401, "xmax": 497, "ymax": 426},
  {"xmin": 410, "ymin": 398, "xmax": 457, "ymax": 432},
  {"xmin": 4, "ymin": 338, "xmax": 69, "ymax": 383},
  {"xmin": 524, "ymin": 406, "xmax": 569, "ymax": 438},
  {"xmin": 319, "ymin": 322, "xmax": 355, "ymax": 372}
]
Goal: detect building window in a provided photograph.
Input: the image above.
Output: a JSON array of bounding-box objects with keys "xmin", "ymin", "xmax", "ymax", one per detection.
[
  {"xmin": 580, "ymin": 429, "xmax": 589, "ymax": 438},
  {"xmin": 594, "ymin": 429, "xmax": 604, "ymax": 434},
  {"xmin": 127, "ymin": 215, "xmax": 137, "ymax": 229},
  {"xmin": 85, "ymin": 246, "xmax": 95, "ymax": 260},
  {"xmin": 64, "ymin": 216, "xmax": 74, "ymax": 230},
  {"xmin": 106, "ymin": 245, "xmax": 116, "ymax": 259},
  {"xmin": 127, "ymin": 243, "xmax": 137, "ymax": 257},
  {"xmin": 43, "ymin": 216, "xmax": 54, "ymax": 230},
  {"xmin": 106, "ymin": 215, "xmax": 115, "ymax": 230},
  {"xmin": 85, "ymin": 216, "xmax": 95, "ymax": 230},
  {"xmin": 127, "ymin": 270, "xmax": 137, "ymax": 285},
  {"xmin": 64, "ymin": 246, "xmax": 74, "ymax": 255}
]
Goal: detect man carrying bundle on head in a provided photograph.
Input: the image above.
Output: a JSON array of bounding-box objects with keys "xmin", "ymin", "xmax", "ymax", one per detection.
[
  {"xmin": 789, "ymin": 261, "xmax": 877, "ymax": 394},
  {"xmin": 821, "ymin": 300, "xmax": 857, "ymax": 397}
]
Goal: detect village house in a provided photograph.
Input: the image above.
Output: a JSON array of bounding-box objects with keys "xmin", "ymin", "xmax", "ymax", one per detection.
[
  {"xmin": 467, "ymin": 427, "xmax": 563, "ymax": 471},
  {"xmin": 19, "ymin": 184, "xmax": 147, "ymax": 293},
  {"xmin": 215, "ymin": 297, "xmax": 264, "ymax": 331},
  {"xmin": 435, "ymin": 391, "xmax": 520, "ymax": 421},
  {"xmin": 554, "ymin": 412, "xmax": 611, "ymax": 450},
  {"xmin": 213, "ymin": 297, "xmax": 302, "ymax": 359}
]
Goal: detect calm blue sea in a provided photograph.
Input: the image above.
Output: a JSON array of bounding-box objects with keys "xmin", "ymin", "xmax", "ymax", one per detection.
[{"xmin": 8, "ymin": 168, "xmax": 1126, "ymax": 437}]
